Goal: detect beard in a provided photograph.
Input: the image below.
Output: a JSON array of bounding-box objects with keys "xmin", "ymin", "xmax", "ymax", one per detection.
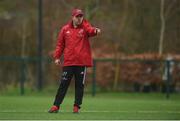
[{"xmin": 76, "ymin": 20, "xmax": 82, "ymax": 25}]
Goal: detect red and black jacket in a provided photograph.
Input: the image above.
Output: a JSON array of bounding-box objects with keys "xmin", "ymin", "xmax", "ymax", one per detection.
[{"xmin": 53, "ymin": 19, "xmax": 97, "ymax": 67}]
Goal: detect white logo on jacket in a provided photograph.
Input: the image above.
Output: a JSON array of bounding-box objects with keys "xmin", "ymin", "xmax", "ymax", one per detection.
[
  {"xmin": 78, "ymin": 29, "xmax": 84, "ymax": 37},
  {"xmin": 66, "ymin": 31, "xmax": 70, "ymax": 34}
]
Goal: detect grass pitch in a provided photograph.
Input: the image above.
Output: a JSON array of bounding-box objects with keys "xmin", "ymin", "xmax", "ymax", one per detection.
[{"xmin": 0, "ymin": 92, "xmax": 180, "ymax": 120}]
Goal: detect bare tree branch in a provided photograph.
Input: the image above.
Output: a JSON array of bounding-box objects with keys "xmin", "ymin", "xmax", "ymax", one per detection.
[
  {"xmin": 165, "ymin": 0, "xmax": 177, "ymax": 18},
  {"xmin": 113, "ymin": 0, "xmax": 129, "ymax": 90},
  {"xmin": 85, "ymin": 0, "xmax": 99, "ymax": 20},
  {"xmin": 61, "ymin": 0, "xmax": 73, "ymax": 9},
  {"xmin": 159, "ymin": 0, "xmax": 165, "ymax": 56}
]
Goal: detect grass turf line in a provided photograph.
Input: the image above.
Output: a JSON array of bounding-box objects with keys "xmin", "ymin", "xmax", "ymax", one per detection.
[{"xmin": 0, "ymin": 93, "xmax": 180, "ymax": 120}]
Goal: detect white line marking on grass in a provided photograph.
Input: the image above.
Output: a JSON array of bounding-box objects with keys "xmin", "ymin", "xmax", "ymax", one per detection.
[
  {"xmin": 1, "ymin": 110, "xmax": 180, "ymax": 114},
  {"xmin": 83, "ymin": 110, "xmax": 180, "ymax": 114}
]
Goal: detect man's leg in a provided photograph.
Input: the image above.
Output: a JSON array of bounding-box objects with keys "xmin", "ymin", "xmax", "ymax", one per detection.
[
  {"xmin": 53, "ymin": 66, "xmax": 73, "ymax": 107},
  {"xmin": 74, "ymin": 66, "xmax": 86, "ymax": 107}
]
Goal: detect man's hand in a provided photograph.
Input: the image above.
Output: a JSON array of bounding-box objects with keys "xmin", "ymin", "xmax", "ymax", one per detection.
[
  {"xmin": 54, "ymin": 59, "xmax": 61, "ymax": 66},
  {"xmin": 96, "ymin": 28, "xmax": 101, "ymax": 35}
]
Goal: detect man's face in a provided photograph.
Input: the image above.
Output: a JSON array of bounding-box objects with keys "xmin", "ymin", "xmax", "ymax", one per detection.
[{"xmin": 72, "ymin": 14, "xmax": 83, "ymax": 26}]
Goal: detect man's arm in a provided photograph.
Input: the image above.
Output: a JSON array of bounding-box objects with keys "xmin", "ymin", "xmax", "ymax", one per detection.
[
  {"xmin": 83, "ymin": 19, "xmax": 101, "ymax": 37},
  {"xmin": 53, "ymin": 27, "xmax": 65, "ymax": 65}
]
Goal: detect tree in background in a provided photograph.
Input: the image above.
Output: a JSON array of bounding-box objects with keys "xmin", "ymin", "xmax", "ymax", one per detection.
[
  {"xmin": 0, "ymin": 0, "xmax": 180, "ymax": 91},
  {"xmin": 159, "ymin": 0, "xmax": 178, "ymax": 55}
]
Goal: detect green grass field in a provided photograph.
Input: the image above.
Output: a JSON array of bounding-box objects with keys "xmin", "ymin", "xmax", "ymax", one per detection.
[{"xmin": 0, "ymin": 92, "xmax": 180, "ymax": 120}]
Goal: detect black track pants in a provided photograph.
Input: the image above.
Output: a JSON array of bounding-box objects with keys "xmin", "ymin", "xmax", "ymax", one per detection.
[{"xmin": 53, "ymin": 66, "xmax": 86, "ymax": 107}]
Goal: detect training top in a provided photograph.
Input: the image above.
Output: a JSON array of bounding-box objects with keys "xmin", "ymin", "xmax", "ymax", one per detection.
[{"xmin": 53, "ymin": 19, "xmax": 97, "ymax": 67}]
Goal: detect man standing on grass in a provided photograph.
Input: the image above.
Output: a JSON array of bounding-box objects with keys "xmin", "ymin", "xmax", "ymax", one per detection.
[{"xmin": 48, "ymin": 8, "xmax": 101, "ymax": 113}]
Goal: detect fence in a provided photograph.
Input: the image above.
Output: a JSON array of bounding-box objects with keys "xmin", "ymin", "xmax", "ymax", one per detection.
[
  {"xmin": 92, "ymin": 58, "xmax": 180, "ymax": 98},
  {"xmin": 0, "ymin": 56, "xmax": 179, "ymax": 98}
]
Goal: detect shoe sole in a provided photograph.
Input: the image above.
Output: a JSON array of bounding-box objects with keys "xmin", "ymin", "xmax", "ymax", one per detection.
[
  {"xmin": 73, "ymin": 112, "xmax": 79, "ymax": 113},
  {"xmin": 48, "ymin": 110, "xmax": 58, "ymax": 113}
]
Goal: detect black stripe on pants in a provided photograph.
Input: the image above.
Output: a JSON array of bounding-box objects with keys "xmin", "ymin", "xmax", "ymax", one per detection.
[{"xmin": 53, "ymin": 66, "xmax": 86, "ymax": 107}]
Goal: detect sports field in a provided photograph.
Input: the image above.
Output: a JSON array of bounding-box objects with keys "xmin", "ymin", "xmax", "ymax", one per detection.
[{"xmin": 0, "ymin": 92, "xmax": 180, "ymax": 120}]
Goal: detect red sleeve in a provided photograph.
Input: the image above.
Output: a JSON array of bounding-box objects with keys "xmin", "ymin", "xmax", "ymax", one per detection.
[
  {"xmin": 53, "ymin": 27, "xmax": 65, "ymax": 59},
  {"xmin": 83, "ymin": 19, "xmax": 97, "ymax": 37}
]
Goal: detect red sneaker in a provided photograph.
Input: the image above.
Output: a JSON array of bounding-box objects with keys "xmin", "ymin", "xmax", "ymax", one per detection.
[
  {"xmin": 48, "ymin": 105, "xmax": 59, "ymax": 113},
  {"xmin": 73, "ymin": 105, "xmax": 80, "ymax": 113}
]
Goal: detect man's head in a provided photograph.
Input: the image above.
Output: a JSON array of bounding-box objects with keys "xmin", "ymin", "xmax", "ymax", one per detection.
[{"xmin": 72, "ymin": 9, "xmax": 84, "ymax": 26}]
